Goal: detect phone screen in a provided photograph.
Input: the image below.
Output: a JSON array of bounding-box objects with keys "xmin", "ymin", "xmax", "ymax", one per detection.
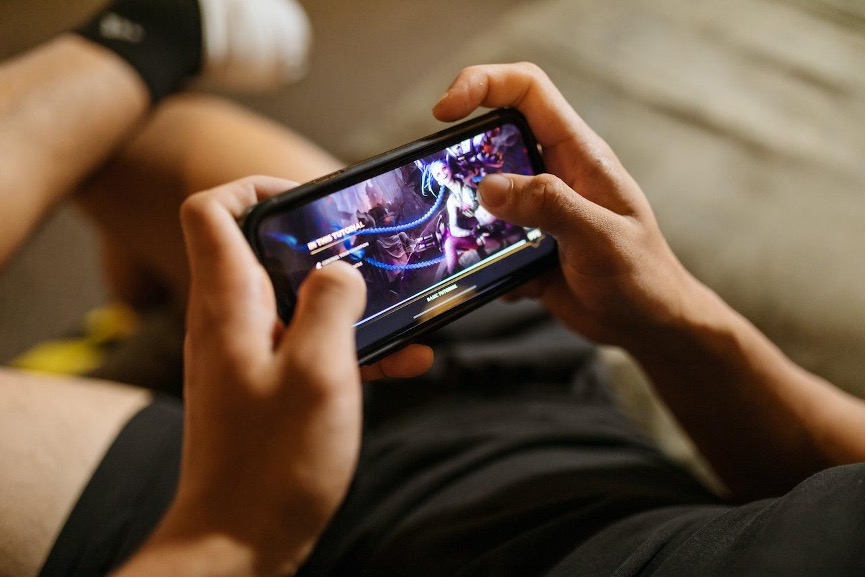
[{"xmin": 248, "ymin": 112, "xmax": 556, "ymax": 362}]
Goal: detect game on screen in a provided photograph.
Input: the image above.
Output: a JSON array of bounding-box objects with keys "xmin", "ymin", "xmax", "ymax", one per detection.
[{"xmin": 256, "ymin": 121, "xmax": 549, "ymax": 336}]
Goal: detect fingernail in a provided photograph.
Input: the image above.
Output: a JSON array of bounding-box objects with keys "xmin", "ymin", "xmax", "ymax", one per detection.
[{"xmin": 478, "ymin": 174, "xmax": 511, "ymax": 208}]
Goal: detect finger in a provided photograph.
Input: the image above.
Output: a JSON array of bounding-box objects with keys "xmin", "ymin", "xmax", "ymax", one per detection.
[
  {"xmin": 477, "ymin": 172, "xmax": 610, "ymax": 246},
  {"xmin": 432, "ymin": 63, "xmax": 640, "ymax": 212},
  {"xmin": 432, "ymin": 63, "xmax": 587, "ymax": 151},
  {"xmin": 360, "ymin": 344, "xmax": 435, "ymax": 381},
  {"xmin": 280, "ymin": 261, "xmax": 366, "ymax": 375},
  {"xmin": 182, "ymin": 177, "xmax": 295, "ymax": 351},
  {"xmin": 182, "ymin": 176, "xmax": 297, "ymax": 281}
]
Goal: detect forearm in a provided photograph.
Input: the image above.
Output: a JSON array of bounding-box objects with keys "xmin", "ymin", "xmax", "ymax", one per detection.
[
  {"xmin": 0, "ymin": 35, "xmax": 148, "ymax": 266},
  {"xmin": 626, "ymin": 277, "xmax": 864, "ymax": 499}
]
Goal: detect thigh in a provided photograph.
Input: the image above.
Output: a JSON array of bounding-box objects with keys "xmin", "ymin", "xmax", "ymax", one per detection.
[
  {"xmin": 75, "ymin": 93, "xmax": 344, "ymax": 309},
  {"xmin": 0, "ymin": 368, "xmax": 150, "ymax": 576}
]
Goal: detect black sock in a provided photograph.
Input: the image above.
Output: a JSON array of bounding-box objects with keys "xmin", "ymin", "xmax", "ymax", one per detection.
[{"xmin": 75, "ymin": 0, "xmax": 202, "ymax": 104}]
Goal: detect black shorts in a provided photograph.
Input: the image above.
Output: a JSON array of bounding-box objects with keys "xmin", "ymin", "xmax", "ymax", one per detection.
[
  {"xmin": 40, "ymin": 396, "xmax": 183, "ymax": 576},
  {"xmin": 41, "ymin": 395, "xmax": 864, "ymax": 576},
  {"xmin": 40, "ymin": 303, "xmax": 866, "ymax": 575},
  {"xmin": 301, "ymin": 393, "xmax": 864, "ymax": 576}
]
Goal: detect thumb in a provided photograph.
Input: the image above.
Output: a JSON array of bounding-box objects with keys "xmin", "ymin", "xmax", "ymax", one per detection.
[
  {"xmin": 280, "ymin": 261, "xmax": 366, "ymax": 362},
  {"xmin": 478, "ymin": 173, "xmax": 605, "ymax": 245}
]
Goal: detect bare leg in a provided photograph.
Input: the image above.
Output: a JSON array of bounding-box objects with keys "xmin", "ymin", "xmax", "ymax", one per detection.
[
  {"xmin": 75, "ymin": 93, "xmax": 343, "ymax": 308},
  {"xmin": 0, "ymin": 40, "xmax": 154, "ymax": 573},
  {"xmin": 0, "ymin": 35, "xmax": 149, "ymax": 266},
  {"xmin": 0, "ymin": 368, "xmax": 151, "ymax": 576}
]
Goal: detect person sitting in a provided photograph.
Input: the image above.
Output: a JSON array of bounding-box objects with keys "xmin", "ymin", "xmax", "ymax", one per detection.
[{"xmin": 0, "ymin": 1, "xmax": 861, "ymax": 573}]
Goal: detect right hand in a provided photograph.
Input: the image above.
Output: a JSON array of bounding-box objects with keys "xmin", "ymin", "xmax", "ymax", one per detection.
[
  {"xmin": 434, "ymin": 63, "xmax": 706, "ymax": 348},
  {"xmin": 119, "ymin": 176, "xmax": 432, "ymax": 576}
]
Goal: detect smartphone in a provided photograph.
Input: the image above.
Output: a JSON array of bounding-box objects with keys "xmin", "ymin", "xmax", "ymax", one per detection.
[{"xmin": 240, "ymin": 108, "xmax": 558, "ymax": 364}]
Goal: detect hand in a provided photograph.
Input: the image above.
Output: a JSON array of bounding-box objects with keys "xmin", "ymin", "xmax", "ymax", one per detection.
[
  {"xmin": 433, "ymin": 63, "xmax": 704, "ymax": 348},
  {"xmin": 434, "ymin": 64, "xmax": 865, "ymax": 499},
  {"xmin": 119, "ymin": 176, "xmax": 432, "ymax": 576}
]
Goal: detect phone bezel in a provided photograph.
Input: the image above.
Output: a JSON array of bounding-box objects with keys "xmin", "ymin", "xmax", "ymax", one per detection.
[{"xmin": 240, "ymin": 108, "xmax": 557, "ymax": 364}]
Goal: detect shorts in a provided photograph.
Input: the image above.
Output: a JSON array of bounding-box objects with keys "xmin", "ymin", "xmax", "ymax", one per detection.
[
  {"xmin": 40, "ymin": 397, "xmax": 183, "ymax": 576},
  {"xmin": 39, "ymin": 302, "xmax": 866, "ymax": 575}
]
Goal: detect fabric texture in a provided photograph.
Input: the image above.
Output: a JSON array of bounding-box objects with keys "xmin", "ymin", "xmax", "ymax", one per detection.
[{"xmin": 40, "ymin": 303, "xmax": 866, "ymax": 575}]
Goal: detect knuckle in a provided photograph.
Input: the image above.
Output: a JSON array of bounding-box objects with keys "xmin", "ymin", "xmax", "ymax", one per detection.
[
  {"xmin": 581, "ymin": 143, "xmax": 623, "ymax": 184},
  {"xmin": 459, "ymin": 64, "xmax": 482, "ymax": 78},
  {"xmin": 179, "ymin": 192, "xmax": 210, "ymax": 225},
  {"xmin": 525, "ymin": 173, "xmax": 564, "ymax": 214},
  {"xmin": 514, "ymin": 61, "xmax": 545, "ymax": 80},
  {"xmin": 283, "ymin": 345, "xmax": 348, "ymax": 398}
]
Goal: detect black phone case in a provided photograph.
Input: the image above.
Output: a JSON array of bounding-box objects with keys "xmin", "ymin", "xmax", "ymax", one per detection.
[{"xmin": 240, "ymin": 108, "xmax": 558, "ymax": 365}]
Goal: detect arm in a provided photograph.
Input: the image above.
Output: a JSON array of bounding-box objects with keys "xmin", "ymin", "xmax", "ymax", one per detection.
[
  {"xmin": 434, "ymin": 63, "xmax": 863, "ymax": 500},
  {"xmin": 0, "ymin": 35, "xmax": 148, "ymax": 266},
  {"xmin": 621, "ymin": 280, "xmax": 862, "ymax": 499},
  {"xmin": 115, "ymin": 177, "xmax": 432, "ymax": 575}
]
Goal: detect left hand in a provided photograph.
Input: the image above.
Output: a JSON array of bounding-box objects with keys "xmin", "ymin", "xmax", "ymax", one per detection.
[{"xmin": 433, "ymin": 63, "xmax": 696, "ymax": 349}]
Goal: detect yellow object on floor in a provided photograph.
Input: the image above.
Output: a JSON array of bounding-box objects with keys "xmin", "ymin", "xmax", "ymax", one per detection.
[{"xmin": 11, "ymin": 303, "xmax": 139, "ymax": 376}]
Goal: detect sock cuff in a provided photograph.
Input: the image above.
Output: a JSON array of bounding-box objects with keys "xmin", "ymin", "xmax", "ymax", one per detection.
[{"xmin": 75, "ymin": 0, "xmax": 203, "ymax": 103}]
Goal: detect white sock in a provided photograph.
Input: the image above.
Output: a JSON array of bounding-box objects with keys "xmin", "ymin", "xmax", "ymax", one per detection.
[{"xmin": 198, "ymin": 0, "xmax": 312, "ymax": 91}]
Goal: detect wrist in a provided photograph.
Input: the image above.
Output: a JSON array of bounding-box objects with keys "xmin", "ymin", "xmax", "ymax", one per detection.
[
  {"xmin": 117, "ymin": 494, "xmax": 315, "ymax": 576},
  {"xmin": 617, "ymin": 268, "xmax": 727, "ymax": 360}
]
